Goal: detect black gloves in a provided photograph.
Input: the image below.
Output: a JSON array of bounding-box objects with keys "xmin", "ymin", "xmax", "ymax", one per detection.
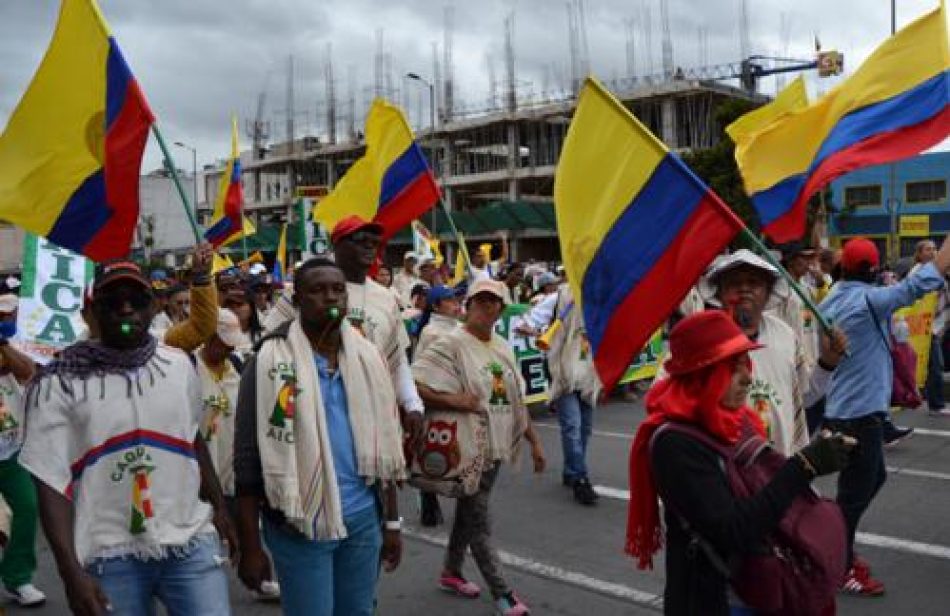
[{"xmin": 797, "ymin": 432, "xmax": 856, "ymax": 477}]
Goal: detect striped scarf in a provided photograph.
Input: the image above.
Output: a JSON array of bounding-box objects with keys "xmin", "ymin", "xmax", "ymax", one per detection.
[{"xmin": 255, "ymin": 318, "xmax": 405, "ymax": 540}]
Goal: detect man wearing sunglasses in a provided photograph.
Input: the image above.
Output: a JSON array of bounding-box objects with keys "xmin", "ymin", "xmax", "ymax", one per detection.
[{"xmin": 20, "ymin": 261, "xmax": 236, "ymax": 616}]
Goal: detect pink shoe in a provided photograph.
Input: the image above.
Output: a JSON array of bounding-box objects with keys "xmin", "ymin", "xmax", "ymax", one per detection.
[
  {"xmin": 438, "ymin": 574, "xmax": 481, "ymax": 598},
  {"xmin": 495, "ymin": 592, "xmax": 530, "ymax": 615}
]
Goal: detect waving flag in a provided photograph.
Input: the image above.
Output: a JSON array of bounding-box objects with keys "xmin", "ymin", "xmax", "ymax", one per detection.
[
  {"xmin": 313, "ymin": 99, "xmax": 440, "ymax": 241},
  {"xmin": 735, "ymin": 3, "xmax": 950, "ymax": 242},
  {"xmin": 411, "ymin": 220, "xmax": 444, "ymax": 265},
  {"xmin": 272, "ymin": 223, "xmax": 287, "ymax": 283},
  {"xmin": 205, "ymin": 116, "xmax": 255, "ymax": 248},
  {"xmin": 726, "ymin": 76, "xmax": 809, "ymax": 145},
  {"xmin": 0, "ymin": 0, "xmax": 153, "ymax": 261},
  {"xmin": 555, "ymin": 77, "xmax": 745, "ymax": 389}
]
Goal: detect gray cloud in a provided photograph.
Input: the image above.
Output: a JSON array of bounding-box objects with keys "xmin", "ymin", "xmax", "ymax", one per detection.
[{"xmin": 0, "ymin": 0, "xmax": 943, "ymax": 173}]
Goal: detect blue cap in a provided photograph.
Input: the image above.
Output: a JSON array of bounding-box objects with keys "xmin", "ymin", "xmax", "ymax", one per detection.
[{"xmin": 427, "ymin": 285, "xmax": 457, "ymax": 305}]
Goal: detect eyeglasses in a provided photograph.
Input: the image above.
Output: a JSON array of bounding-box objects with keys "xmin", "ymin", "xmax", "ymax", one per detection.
[{"xmin": 343, "ymin": 232, "xmax": 381, "ymax": 249}]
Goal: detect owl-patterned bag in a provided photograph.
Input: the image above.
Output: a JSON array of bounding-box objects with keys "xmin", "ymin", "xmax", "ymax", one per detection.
[{"xmin": 409, "ymin": 410, "xmax": 489, "ymax": 498}]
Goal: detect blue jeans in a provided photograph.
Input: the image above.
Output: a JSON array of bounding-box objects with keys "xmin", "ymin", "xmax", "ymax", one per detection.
[
  {"xmin": 553, "ymin": 392, "xmax": 593, "ymax": 482},
  {"xmin": 825, "ymin": 414, "xmax": 886, "ymax": 568},
  {"xmin": 926, "ymin": 334, "xmax": 945, "ymax": 410},
  {"xmin": 85, "ymin": 533, "xmax": 230, "ymax": 616},
  {"xmin": 263, "ymin": 505, "xmax": 382, "ymax": 616}
]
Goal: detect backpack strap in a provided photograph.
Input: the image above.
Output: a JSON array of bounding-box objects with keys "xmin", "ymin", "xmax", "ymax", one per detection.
[
  {"xmin": 649, "ymin": 422, "xmax": 737, "ymax": 578},
  {"xmin": 865, "ymin": 293, "xmax": 892, "ymax": 351}
]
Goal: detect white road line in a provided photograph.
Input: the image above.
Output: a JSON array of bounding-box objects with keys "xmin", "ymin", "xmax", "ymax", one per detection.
[
  {"xmin": 909, "ymin": 427, "xmax": 950, "ymax": 438},
  {"xmin": 592, "ymin": 485, "xmax": 950, "ymax": 561},
  {"xmin": 886, "ymin": 465, "xmax": 950, "ymax": 482},
  {"xmin": 404, "ymin": 527, "xmax": 663, "ymax": 611}
]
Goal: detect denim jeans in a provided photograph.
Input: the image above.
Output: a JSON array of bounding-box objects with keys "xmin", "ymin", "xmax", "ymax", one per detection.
[
  {"xmin": 553, "ymin": 392, "xmax": 593, "ymax": 482},
  {"xmin": 263, "ymin": 504, "xmax": 382, "ymax": 616},
  {"xmin": 85, "ymin": 533, "xmax": 230, "ymax": 616},
  {"xmin": 825, "ymin": 414, "xmax": 886, "ymax": 569},
  {"xmin": 925, "ymin": 334, "xmax": 945, "ymax": 410}
]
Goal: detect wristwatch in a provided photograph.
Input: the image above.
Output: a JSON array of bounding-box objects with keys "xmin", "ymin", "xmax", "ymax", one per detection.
[{"xmin": 384, "ymin": 517, "xmax": 403, "ymax": 532}]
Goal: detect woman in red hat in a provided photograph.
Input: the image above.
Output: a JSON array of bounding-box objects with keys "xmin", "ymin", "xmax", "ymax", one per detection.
[{"xmin": 625, "ymin": 310, "xmax": 853, "ymax": 616}]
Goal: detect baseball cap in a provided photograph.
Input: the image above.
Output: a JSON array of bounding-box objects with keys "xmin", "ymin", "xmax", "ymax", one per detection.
[
  {"xmin": 536, "ymin": 272, "xmax": 560, "ymax": 288},
  {"xmin": 466, "ymin": 279, "xmax": 508, "ymax": 304},
  {"xmin": 215, "ymin": 308, "xmax": 249, "ymax": 349},
  {"xmin": 93, "ymin": 261, "xmax": 150, "ymax": 296},
  {"xmin": 841, "ymin": 238, "xmax": 880, "ymax": 273},
  {"xmin": 427, "ymin": 285, "xmax": 457, "ymax": 305},
  {"xmin": 330, "ymin": 215, "xmax": 384, "ymax": 245},
  {"xmin": 403, "ymin": 251, "xmax": 418, "ymax": 262}
]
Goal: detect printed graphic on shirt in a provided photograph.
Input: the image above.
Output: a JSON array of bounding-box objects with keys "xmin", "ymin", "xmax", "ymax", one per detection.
[
  {"xmin": 0, "ymin": 387, "xmax": 20, "ymax": 449},
  {"xmin": 578, "ymin": 330, "xmax": 591, "ymax": 361},
  {"xmin": 486, "ymin": 362, "xmax": 510, "ymax": 405},
  {"xmin": 347, "ymin": 306, "xmax": 378, "ymax": 340},
  {"xmin": 109, "ymin": 447, "xmax": 156, "ymax": 535},
  {"xmin": 421, "ymin": 419, "xmax": 461, "ymax": 478},
  {"xmin": 202, "ymin": 394, "xmax": 231, "ymax": 441},
  {"xmin": 748, "ymin": 379, "xmax": 782, "ymax": 440}
]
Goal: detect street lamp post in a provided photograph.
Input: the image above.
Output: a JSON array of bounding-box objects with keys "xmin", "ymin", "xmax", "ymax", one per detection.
[
  {"xmin": 406, "ymin": 72, "xmax": 439, "ymax": 238},
  {"xmin": 173, "ymin": 141, "xmax": 198, "ymax": 224}
]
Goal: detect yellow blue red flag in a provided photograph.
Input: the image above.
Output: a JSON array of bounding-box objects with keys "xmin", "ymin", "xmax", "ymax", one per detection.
[
  {"xmin": 0, "ymin": 0, "xmax": 154, "ymax": 261},
  {"xmin": 272, "ymin": 223, "xmax": 287, "ymax": 283},
  {"xmin": 555, "ymin": 77, "xmax": 745, "ymax": 389},
  {"xmin": 726, "ymin": 76, "xmax": 809, "ymax": 145},
  {"xmin": 313, "ymin": 99, "xmax": 440, "ymax": 240},
  {"xmin": 205, "ymin": 116, "xmax": 255, "ymax": 247},
  {"xmin": 734, "ymin": 3, "xmax": 950, "ymax": 242}
]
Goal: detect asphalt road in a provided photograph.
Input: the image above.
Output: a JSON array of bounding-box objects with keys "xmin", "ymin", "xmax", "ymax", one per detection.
[{"xmin": 10, "ymin": 398, "xmax": 950, "ymax": 615}]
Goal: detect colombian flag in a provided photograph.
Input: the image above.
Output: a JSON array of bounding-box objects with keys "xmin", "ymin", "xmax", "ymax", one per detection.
[
  {"xmin": 734, "ymin": 2, "xmax": 950, "ymax": 243},
  {"xmin": 555, "ymin": 78, "xmax": 744, "ymax": 389},
  {"xmin": 0, "ymin": 0, "xmax": 153, "ymax": 261},
  {"xmin": 313, "ymin": 99, "xmax": 440, "ymax": 241},
  {"xmin": 205, "ymin": 116, "xmax": 254, "ymax": 248},
  {"xmin": 272, "ymin": 223, "xmax": 287, "ymax": 283}
]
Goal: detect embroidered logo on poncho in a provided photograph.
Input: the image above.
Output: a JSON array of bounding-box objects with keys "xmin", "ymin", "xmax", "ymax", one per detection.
[
  {"xmin": 0, "ymin": 395, "xmax": 19, "ymax": 434},
  {"xmin": 267, "ymin": 373, "xmax": 298, "ymax": 444},
  {"xmin": 486, "ymin": 362, "xmax": 509, "ymax": 405},
  {"xmin": 748, "ymin": 379, "xmax": 781, "ymax": 440}
]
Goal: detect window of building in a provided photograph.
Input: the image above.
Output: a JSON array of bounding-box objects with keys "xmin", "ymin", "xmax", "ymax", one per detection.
[
  {"xmin": 844, "ymin": 185, "xmax": 882, "ymax": 208},
  {"xmin": 906, "ymin": 180, "xmax": 947, "ymax": 204}
]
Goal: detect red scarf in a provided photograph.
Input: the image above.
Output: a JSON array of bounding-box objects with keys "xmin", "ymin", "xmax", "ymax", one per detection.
[{"xmin": 624, "ymin": 358, "xmax": 765, "ymax": 570}]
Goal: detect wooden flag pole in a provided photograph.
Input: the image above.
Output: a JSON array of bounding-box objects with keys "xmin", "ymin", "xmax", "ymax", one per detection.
[{"xmin": 151, "ymin": 124, "xmax": 202, "ymax": 242}]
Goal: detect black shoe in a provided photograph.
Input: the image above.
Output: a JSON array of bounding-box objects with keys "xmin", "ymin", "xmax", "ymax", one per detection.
[
  {"xmin": 883, "ymin": 422, "xmax": 913, "ymax": 446},
  {"xmin": 573, "ymin": 478, "xmax": 599, "ymax": 506},
  {"xmin": 562, "ymin": 476, "xmax": 574, "ymax": 487},
  {"xmin": 420, "ymin": 492, "xmax": 444, "ymax": 527}
]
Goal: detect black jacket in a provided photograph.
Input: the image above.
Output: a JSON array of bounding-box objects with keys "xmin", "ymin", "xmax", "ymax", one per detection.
[{"xmin": 650, "ymin": 429, "xmax": 811, "ymax": 615}]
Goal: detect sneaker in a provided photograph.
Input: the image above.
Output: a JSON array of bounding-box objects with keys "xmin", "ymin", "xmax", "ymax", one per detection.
[
  {"xmin": 253, "ymin": 580, "xmax": 281, "ymax": 602},
  {"xmin": 840, "ymin": 566, "xmax": 885, "ymax": 596},
  {"xmin": 495, "ymin": 592, "xmax": 530, "ymax": 615},
  {"xmin": 439, "ymin": 574, "xmax": 481, "ymax": 598},
  {"xmin": 5, "ymin": 583, "xmax": 46, "ymax": 607},
  {"xmin": 420, "ymin": 492, "xmax": 443, "ymax": 527},
  {"xmin": 573, "ymin": 478, "xmax": 599, "ymax": 506},
  {"xmin": 883, "ymin": 423, "xmax": 914, "ymax": 446}
]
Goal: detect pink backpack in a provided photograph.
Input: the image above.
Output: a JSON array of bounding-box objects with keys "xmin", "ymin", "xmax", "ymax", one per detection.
[{"xmin": 651, "ymin": 421, "xmax": 847, "ymax": 616}]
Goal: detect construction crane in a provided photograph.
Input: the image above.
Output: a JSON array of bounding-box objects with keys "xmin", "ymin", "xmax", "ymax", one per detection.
[
  {"xmin": 246, "ymin": 90, "xmax": 270, "ymax": 160},
  {"xmin": 672, "ymin": 51, "xmax": 844, "ymax": 95}
]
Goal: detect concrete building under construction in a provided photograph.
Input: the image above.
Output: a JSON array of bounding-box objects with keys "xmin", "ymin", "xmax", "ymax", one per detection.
[{"xmin": 200, "ymin": 77, "xmax": 762, "ymax": 262}]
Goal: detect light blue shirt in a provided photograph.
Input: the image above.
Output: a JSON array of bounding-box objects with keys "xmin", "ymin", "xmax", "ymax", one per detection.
[
  {"xmin": 821, "ymin": 262, "xmax": 945, "ymax": 419},
  {"xmin": 313, "ymin": 353, "xmax": 375, "ymax": 517}
]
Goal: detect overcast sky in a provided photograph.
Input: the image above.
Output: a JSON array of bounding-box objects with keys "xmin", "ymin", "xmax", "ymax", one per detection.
[{"xmin": 0, "ymin": 0, "xmax": 945, "ymax": 174}]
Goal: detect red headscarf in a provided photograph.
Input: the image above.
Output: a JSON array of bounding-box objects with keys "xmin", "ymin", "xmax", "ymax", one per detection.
[{"xmin": 624, "ymin": 355, "xmax": 765, "ymax": 570}]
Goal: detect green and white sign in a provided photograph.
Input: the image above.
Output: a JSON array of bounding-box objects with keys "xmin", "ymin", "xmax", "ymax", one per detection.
[{"xmin": 13, "ymin": 234, "xmax": 93, "ymax": 364}]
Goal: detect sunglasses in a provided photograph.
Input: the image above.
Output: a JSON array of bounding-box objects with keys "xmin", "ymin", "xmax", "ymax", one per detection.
[
  {"xmin": 343, "ymin": 232, "xmax": 381, "ymax": 249},
  {"xmin": 95, "ymin": 291, "xmax": 153, "ymax": 312}
]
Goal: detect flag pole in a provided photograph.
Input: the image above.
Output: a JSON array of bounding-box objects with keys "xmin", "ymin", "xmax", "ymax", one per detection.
[
  {"xmin": 738, "ymin": 227, "xmax": 834, "ymax": 335},
  {"xmin": 151, "ymin": 124, "xmax": 202, "ymax": 242}
]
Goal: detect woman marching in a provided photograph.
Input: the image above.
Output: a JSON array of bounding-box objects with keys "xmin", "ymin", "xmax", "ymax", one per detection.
[
  {"xmin": 626, "ymin": 310, "xmax": 854, "ymax": 616},
  {"xmin": 412, "ymin": 279, "xmax": 546, "ymax": 616}
]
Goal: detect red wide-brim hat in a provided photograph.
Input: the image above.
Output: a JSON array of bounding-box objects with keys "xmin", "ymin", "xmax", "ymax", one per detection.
[{"xmin": 664, "ymin": 310, "xmax": 763, "ymax": 376}]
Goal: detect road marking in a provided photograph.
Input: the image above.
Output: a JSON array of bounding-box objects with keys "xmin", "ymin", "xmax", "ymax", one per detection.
[
  {"xmin": 404, "ymin": 527, "xmax": 663, "ymax": 611},
  {"xmin": 886, "ymin": 465, "xmax": 950, "ymax": 482},
  {"xmin": 592, "ymin": 485, "xmax": 950, "ymax": 561},
  {"xmin": 910, "ymin": 427, "xmax": 950, "ymax": 438}
]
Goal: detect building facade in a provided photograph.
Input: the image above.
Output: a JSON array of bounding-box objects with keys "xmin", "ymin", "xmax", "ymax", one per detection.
[{"xmin": 828, "ymin": 151, "xmax": 950, "ymax": 261}]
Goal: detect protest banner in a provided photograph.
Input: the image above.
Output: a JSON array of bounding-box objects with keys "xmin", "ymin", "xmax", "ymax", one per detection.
[
  {"xmin": 12, "ymin": 234, "xmax": 93, "ymax": 364},
  {"xmin": 894, "ymin": 292, "xmax": 938, "ymax": 388},
  {"xmin": 495, "ymin": 304, "xmax": 664, "ymax": 404}
]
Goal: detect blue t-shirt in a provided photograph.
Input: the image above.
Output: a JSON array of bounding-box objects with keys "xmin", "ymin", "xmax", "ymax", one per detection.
[{"xmin": 314, "ymin": 353, "xmax": 375, "ymax": 517}]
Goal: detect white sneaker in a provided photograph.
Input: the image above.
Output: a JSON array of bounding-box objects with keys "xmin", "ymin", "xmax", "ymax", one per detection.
[
  {"xmin": 253, "ymin": 579, "xmax": 281, "ymax": 602},
  {"xmin": 5, "ymin": 583, "xmax": 46, "ymax": 606}
]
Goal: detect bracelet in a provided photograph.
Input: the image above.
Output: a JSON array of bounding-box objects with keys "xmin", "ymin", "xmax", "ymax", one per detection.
[
  {"xmin": 795, "ymin": 452, "xmax": 818, "ymax": 478},
  {"xmin": 384, "ymin": 517, "xmax": 403, "ymax": 531}
]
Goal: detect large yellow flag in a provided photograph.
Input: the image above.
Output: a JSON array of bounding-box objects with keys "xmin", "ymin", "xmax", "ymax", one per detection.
[{"xmin": 726, "ymin": 76, "xmax": 808, "ymax": 145}]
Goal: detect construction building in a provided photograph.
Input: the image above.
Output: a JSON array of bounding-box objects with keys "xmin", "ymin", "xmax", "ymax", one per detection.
[{"xmin": 200, "ymin": 78, "xmax": 763, "ymax": 263}]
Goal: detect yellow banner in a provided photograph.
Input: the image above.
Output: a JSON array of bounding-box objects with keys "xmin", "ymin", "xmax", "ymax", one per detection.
[{"xmin": 894, "ymin": 293, "xmax": 937, "ymax": 387}]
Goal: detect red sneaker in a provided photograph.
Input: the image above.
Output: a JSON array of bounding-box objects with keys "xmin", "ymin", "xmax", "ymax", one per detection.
[{"xmin": 840, "ymin": 566, "xmax": 885, "ymax": 596}]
